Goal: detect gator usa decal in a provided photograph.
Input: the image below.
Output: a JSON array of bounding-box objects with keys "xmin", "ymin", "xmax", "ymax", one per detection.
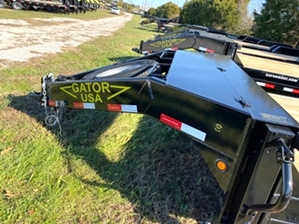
[
  {"xmin": 59, "ymin": 82, "xmax": 130, "ymax": 103},
  {"xmin": 150, "ymin": 38, "xmax": 185, "ymax": 48}
]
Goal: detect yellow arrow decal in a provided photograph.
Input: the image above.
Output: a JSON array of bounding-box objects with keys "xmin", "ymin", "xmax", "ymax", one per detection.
[
  {"xmin": 151, "ymin": 39, "xmax": 185, "ymax": 48},
  {"xmin": 60, "ymin": 86, "xmax": 77, "ymax": 99},
  {"xmin": 107, "ymin": 85, "xmax": 131, "ymax": 100}
]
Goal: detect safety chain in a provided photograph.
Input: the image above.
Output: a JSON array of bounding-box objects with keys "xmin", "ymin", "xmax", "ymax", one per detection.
[{"xmin": 41, "ymin": 74, "xmax": 63, "ymax": 136}]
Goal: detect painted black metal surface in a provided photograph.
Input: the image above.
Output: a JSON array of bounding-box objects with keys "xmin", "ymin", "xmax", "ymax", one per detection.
[
  {"xmin": 221, "ymin": 123, "xmax": 297, "ymax": 224},
  {"xmin": 137, "ymin": 31, "xmax": 238, "ymax": 57},
  {"xmin": 166, "ymin": 50, "xmax": 299, "ymax": 127},
  {"xmin": 134, "ymin": 28, "xmax": 299, "ymax": 98},
  {"xmin": 31, "ymin": 49, "xmax": 299, "ymax": 224}
]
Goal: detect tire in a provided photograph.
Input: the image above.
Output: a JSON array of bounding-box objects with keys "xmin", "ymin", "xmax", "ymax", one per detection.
[
  {"xmin": 12, "ymin": 1, "xmax": 23, "ymax": 10},
  {"xmin": 82, "ymin": 60, "xmax": 162, "ymax": 80},
  {"xmin": 0, "ymin": 0, "xmax": 6, "ymax": 8},
  {"xmin": 32, "ymin": 5, "xmax": 39, "ymax": 10},
  {"xmin": 23, "ymin": 3, "xmax": 30, "ymax": 10},
  {"xmin": 44, "ymin": 6, "xmax": 52, "ymax": 11}
]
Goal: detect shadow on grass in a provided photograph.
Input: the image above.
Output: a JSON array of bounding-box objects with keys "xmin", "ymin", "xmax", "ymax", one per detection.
[
  {"xmin": 9, "ymin": 95, "xmax": 222, "ymax": 223},
  {"xmin": 135, "ymin": 25, "xmax": 160, "ymax": 33},
  {"xmin": 108, "ymin": 56, "xmax": 140, "ymax": 63}
]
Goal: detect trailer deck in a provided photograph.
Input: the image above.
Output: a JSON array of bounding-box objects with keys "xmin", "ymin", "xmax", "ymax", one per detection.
[{"xmin": 133, "ymin": 27, "xmax": 299, "ymax": 98}]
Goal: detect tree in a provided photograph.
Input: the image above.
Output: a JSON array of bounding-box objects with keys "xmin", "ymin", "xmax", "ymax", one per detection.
[
  {"xmin": 180, "ymin": 0, "xmax": 213, "ymax": 26},
  {"xmin": 180, "ymin": 0, "xmax": 240, "ymax": 33},
  {"xmin": 212, "ymin": 0, "xmax": 239, "ymax": 31},
  {"xmin": 122, "ymin": 2, "xmax": 134, "ymax": 11},
  {"xmin": 234, "ymin": 0, "xmax": 252, "ymax": 35},
  {"xmin": 252, "ymin": 0, "xmax": 299, "ymax": 46},
  {"xmin": 117, "ymin": 0, "xmax": 123, "ymax": 7},
  {"xmin": 154, "ymin": 2, "xmax": 180, "ymax": 19},
  {"xmin": 147, "ymin": 7, "xmax": 156, "ymax": 16}
]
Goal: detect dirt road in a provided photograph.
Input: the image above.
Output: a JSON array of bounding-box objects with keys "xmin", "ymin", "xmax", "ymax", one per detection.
[{"xmin": 0, "ymin": 13, "xmax": 133, "ymax": 69}]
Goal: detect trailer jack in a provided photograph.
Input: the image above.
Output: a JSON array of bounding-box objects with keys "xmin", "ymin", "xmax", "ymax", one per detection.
[{"xmin": 243, "ymin": 138, "xmax": 294, "ymax": 223}]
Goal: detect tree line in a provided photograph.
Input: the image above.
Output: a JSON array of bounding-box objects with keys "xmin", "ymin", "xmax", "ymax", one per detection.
[{"xmin": 144, "ymin": 0, "xmax": 299, "ymax": 46}]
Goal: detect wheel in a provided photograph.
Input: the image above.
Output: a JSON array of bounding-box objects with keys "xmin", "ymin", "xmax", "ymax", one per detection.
[
  {"xmin": 82, "ymin": 60, "xmax": 162, "ymax": 80},
  {"xmin": 23, "ymin": 3, "xmax": 30, "ymax": 9},
  {"xmin": 31, "ymin": 4, "xmax": 39, "ymax": 10},
  {"xmin": 44, "ymin": 6, "xmax": 52, "ymax": 11},
  {"xmin": 12, "ymin": 1, "xmax": 23, "ymax": 10},
  {"xmin": 0, "ymin": 0, "xmax": 6, "ymax": 8}
]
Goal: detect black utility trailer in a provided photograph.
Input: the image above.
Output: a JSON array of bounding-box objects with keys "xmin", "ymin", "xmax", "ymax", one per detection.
[
  {"xmin": 133, "ymin": 27, "xmax": 299, "ymax": 99},
  {"xmin": 3, "ymin": 0, "xmax": 80, "ymax": 13},
  {"xmin": 29, "ymin": 49, "xmax": 299, "ymax": 224}
]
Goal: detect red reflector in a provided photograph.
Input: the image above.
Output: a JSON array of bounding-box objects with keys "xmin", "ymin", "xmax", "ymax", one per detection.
[
  {"xmin": 265, "ymin": 83, "xmax": 275, "ymax": 89},
  {"xmin": 206, "ymin": 49, "xmax": 215, "ymax": 53},
  {"xmin": 48, "ymin": 100, "xmax": 56, "ymax": 107},
  {"xmin": 160, "ymin": 113, "xmax": 182, "ymax": 130},
  {"xmin": 73, "ymin": 102, "xmax": 84, "ymax": 109},
  {"xmin": 171, "ymin": 46, "xmax": 178, "ymax": 51},
  {"xmin": 107, "ymin": 104, "xmax": 122, "ymax": 112},
  {"xmin": 293, "ymin": 89, "xmax": 299, "ymax": 94}
]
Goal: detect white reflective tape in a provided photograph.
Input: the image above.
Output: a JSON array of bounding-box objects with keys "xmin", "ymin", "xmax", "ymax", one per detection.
[
  {"xmin": 83, "ymin": 103, "xmax": 95, "ymax": 109},
  {"xmin": 198, "ymin": 47, "xmax": 207, "ymax": 52},
  {"xmin": 181, "ymin": 123, "xmax": 206, "ymax": 141},
  {"xmin": 121, "ymin": 105, "xmax": 137, "ymax": 113},
  {"xmin": 256, "ymin": 81, "xmax": 265, "ymax": 87},
  {"xmin": 283, "ymin": 87, "xmax": 293, "ymax": 92},
  {"xmin": 160, "ymin": 113, "xmax": 206, "ymax": 141}
]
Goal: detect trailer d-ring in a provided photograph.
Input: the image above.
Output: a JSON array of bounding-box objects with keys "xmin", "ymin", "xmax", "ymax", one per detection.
[{"xmin": 245, "ymin": 138, "xmax": 294, "ymax": 220}]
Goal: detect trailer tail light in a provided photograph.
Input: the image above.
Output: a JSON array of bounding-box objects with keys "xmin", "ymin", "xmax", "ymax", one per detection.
[{"xmin": 215, "ymin": 159, "xmax": 228, "ymax": 172}]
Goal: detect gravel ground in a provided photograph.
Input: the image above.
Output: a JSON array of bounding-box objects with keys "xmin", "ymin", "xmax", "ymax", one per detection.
[{"xmin": 0, "ymin": 13, "xmax": 133, "ymax": 69}]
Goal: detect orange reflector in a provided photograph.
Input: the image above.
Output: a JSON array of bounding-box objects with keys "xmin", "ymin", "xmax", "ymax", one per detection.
[{"xmin": 215, "ymin": 159, "xmax": 228, "ymax": 172}]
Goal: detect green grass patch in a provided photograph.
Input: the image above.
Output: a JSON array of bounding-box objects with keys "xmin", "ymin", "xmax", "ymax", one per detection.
[{"xmin": 0, "ymin": 13, "xmax": 221, "ymax": 223}]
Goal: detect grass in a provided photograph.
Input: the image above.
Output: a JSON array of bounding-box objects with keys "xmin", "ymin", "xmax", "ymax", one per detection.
[{"xmin": 0, "ymin": 10, "xmax": 221, "ymax": 223}]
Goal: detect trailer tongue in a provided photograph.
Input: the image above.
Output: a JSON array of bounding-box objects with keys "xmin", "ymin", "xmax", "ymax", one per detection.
[{"xmin": 29, "ymin": 49, "xmax": 299, "ymax": 223}]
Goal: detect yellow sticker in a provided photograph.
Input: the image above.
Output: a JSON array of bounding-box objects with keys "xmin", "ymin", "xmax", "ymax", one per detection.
[
  {"xmin": 60, "ymin": 82, "xmax": 131, "ymax": 103},
  {"xmin": 151, "ymin": 39, "xmax": 185, "ymax": 48},
  {"xmin": 214, "ymin": 124, "xmax": 222, "ymax": 132}
]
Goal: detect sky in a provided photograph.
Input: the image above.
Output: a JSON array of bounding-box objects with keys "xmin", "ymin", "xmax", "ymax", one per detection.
[{"xmin": 129, "ymin": 0, "xmax": 265, "ymax": 14}]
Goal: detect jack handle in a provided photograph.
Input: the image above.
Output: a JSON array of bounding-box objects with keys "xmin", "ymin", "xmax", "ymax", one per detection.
[{"xmin": 247, "ymin": 138, "xmax": 294, "ymax": 214}]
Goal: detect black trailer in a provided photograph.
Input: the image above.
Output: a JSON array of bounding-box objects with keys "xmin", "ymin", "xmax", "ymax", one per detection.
[
  {"xmin": 0, "ymin": 0, "xmax": 5, "ymax": 7},
  {"xmin": 132, "ymin": 27, "xmax": 299, "ymax": 99},
  {"xmin": 29, "ymin": 49, "xmax": 299, "ymax": 224},
  {"xmin": 3, "ymin": 0, "xmax": 80, "ymax": 13}
]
